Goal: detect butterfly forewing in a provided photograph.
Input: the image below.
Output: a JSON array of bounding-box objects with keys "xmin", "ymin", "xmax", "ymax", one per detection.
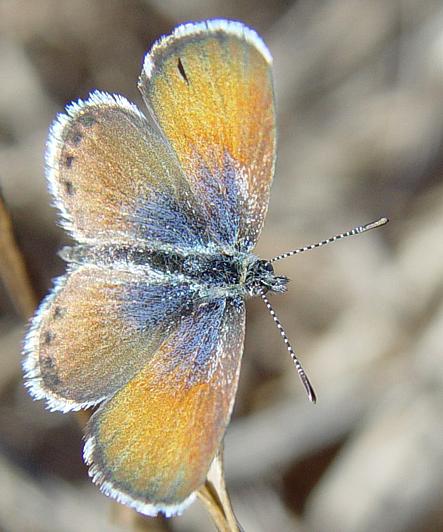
[
  {"xmin": 46, "ymin": 92, "xmax": 210, "ymax": 251},
  {"xmin": 139, "ymin": 20, "xmax": 276, "ymax": 251}
]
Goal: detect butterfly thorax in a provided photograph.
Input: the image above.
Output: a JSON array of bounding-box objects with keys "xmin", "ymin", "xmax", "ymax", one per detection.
[{"xmin": 61, "ymin": 244, "xmax": 288, "ymax": 298}]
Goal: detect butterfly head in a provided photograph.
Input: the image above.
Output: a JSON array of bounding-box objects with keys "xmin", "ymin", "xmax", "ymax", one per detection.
[{"xmin": 244, "ymin": 258, "xmax": 289, "ymax": 297}]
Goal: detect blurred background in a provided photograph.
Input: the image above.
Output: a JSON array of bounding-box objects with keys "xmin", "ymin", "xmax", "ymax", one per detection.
[{"xmin": 1, "ymin": 1, "xmax": 443, "ymax": 531}]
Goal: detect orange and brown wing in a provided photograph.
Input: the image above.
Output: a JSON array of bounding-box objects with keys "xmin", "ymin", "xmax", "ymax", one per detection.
[
  {"xmin": 46, "ymin": 91, "xmax": 209, "ymax": 250},
  {"xmin": 23, "ymin": 265, "xmax": 199, "ymax": 412},
  {"xmin": 84, "ymin": 298, "xmax": 245, "ymax": 517},
  {"xmin": 139, "ymin": 20, "xmax": 276, "ymax": 250}
]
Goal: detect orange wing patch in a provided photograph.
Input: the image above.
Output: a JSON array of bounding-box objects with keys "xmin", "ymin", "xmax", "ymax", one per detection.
[{"xmin": 85, "ymin": 299, "xmax": 245, "ymax": 516}]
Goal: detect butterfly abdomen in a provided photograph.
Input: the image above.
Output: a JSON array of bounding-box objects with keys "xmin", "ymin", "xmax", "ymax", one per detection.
[{"xmin": 61, "ymin": 243, "xmax": 252, "ymax": 295}]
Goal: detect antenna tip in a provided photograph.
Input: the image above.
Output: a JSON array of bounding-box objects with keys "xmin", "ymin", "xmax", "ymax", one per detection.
[
  {"xmin": 309, "ymin": 389, "xmax": 317, "ymax": 404},
  {"xmin": 364, "ymin": 217, "xmax": 389, "ymax": 231},
  {"xmin": 305, "ymin": 381, "xmax": 317, "ymax": 404}
]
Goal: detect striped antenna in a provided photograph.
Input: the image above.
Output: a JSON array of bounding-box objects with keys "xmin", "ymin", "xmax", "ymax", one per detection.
[
  {"xmin": 270, "ymin": 217, "xmax": 389, "ymax": 263},
  {"xmin": 260, "ymin": 291, "xmax": 317, "ymax": 403}
]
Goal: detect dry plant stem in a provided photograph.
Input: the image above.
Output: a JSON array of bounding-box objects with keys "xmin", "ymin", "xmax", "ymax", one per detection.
[
  {"xmin": 198, "ymin": 450, "xmax": 240, "ymax": 532},
  {"xmin": 0, "ymin": 194, "xmax": 37, "ymax": 318}
]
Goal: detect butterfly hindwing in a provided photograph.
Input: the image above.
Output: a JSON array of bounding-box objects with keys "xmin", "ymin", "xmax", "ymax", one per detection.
[
  {"xmin": 23, "ymin": 264, "xmax": 199, "ymax": 411},
  {"xmin": 84, "ymin": 298, "xmax": 246, "ymax": 516},
  {"xmin": 139, "ymin": 20, "xmax": 276, "ymax": 251}
]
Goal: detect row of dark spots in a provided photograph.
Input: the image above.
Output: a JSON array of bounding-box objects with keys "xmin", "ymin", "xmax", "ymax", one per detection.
[
  {"xmin": 62, "ymin": 130, "xmax": 79, "ymax": 195},
  {"xmin": 62, "ymin": 114, "xmax": 97, "ymax": 194},
  {"xmin": 40, "ymin": 305, "xmax": 66, "ymax": 385},
  {"xmin": 42, "ymin": 303, "xmax": 65, "ymax": 344},
  {"xmin": 41, "ymin": 329, "xmax": 59, "ymax": 383}
]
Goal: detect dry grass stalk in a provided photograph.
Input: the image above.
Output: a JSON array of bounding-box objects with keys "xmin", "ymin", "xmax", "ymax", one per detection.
[
  {"xmin": 0, "ymin": 192, "xmax": 37, "ymax": 319},
  {"xmin": 197, "ymin": 451, "xmax": 240, "ymax": 532}
]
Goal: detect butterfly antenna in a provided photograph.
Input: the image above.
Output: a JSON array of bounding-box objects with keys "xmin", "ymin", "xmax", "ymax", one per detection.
[
  {"xmin": 270, "ymin": 217, "xmax": 389, "ymax": 262},
  {"xmin": 260, "ymin": 291, "xmax": 317, "ymax": 403}
]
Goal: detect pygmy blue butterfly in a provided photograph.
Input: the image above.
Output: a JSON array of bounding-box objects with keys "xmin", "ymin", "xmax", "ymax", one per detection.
[{"xmin": 23, "ymin": 19, "xmax": 387, "ymax": 517}]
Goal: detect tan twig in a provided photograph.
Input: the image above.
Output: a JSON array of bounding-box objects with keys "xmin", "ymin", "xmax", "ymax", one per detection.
[
  {"xmin": 0, "ymin": 191, "xmax": 37, "ymax": 319},
  {"xmin": 197, "ymin": 450, "xmax": 241, "ymax": 532}
]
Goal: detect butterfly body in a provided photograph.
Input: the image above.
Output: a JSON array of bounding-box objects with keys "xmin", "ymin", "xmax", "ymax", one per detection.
[
  {"xmin": 24, "ymin": 19, "xmax": 277, "ymax": 517},
  {"xmin": 61, "ymin": 244, "xmax": 288, "ymax": 300}
]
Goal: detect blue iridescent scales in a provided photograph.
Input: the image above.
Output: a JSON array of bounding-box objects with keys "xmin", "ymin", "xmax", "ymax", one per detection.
[{"xmin": 23, "ymin": 19, "xmax": 278, "ymax": 517}]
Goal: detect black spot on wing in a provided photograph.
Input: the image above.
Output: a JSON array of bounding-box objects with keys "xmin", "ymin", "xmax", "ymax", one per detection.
[
  {"xmin": 78, "ymin": 114, "xmax": 97, "ymax": 127},
  {"xmin": 177, "ymin": 57, "xmax": 189, "ymax": 84},
  {"xmin": 64, "ymin": 180, "xmax": 75, "ymax": 195},
  {"xmin": 53, "ymin": 306, "xmax": 65, "ymax": 319},
  {"xmin": 40, "ymin": 353, "xmax": 61, "ymax": 386},
  {"xmin": 43, "ymin": 331, "xmax": 54, "ymax": 345},
  {"xmin": 68, "ymin": 130, "xmax": 83, "ymax": 146}
]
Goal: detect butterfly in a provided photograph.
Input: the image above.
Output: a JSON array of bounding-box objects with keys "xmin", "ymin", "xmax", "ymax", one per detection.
[{"xmin": 23, "ymin": 19, "xmax": 387, "ymax": 517}]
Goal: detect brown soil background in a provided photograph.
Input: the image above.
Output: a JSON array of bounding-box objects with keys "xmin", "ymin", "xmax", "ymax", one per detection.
[{"xmin": 1, "ymin": 1, "xmax": 443, "ymax": 531}]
